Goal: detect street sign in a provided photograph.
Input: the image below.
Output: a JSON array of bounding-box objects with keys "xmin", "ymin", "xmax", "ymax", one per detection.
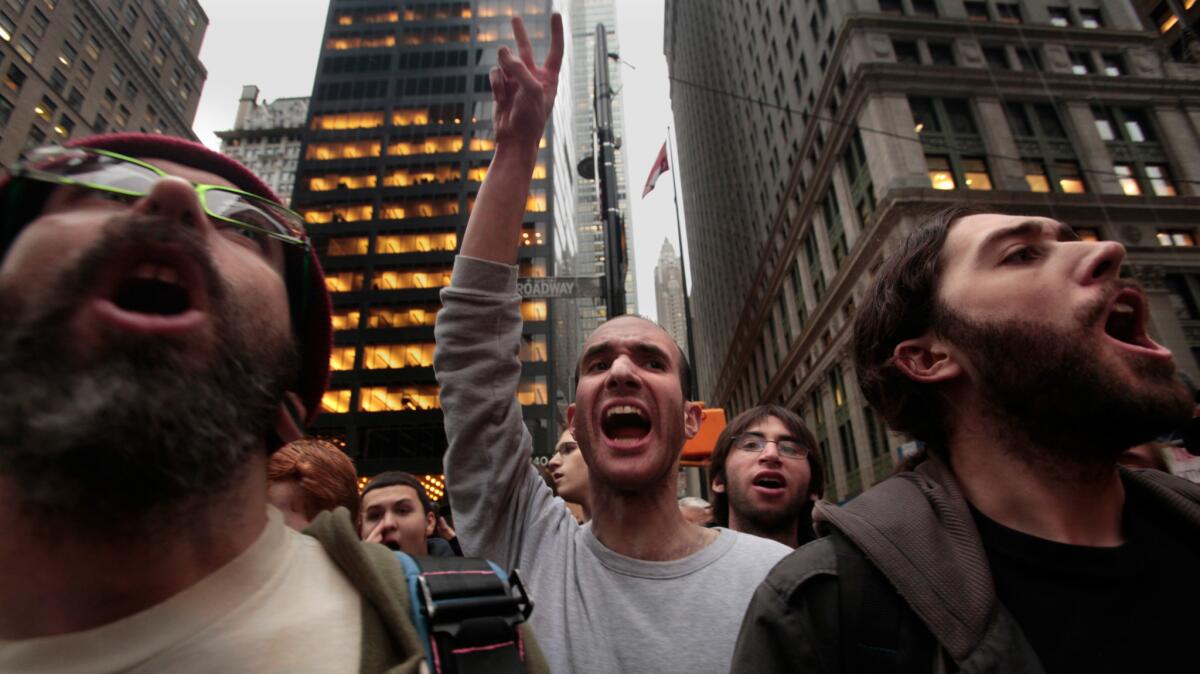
[{"xmin": 517, "ymin": 276, "xmax": 605, "ymax": 299}]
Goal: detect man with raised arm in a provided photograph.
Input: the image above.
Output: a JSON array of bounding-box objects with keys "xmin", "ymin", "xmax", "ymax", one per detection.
[{"xmin": 434, "ymin": 14, "xmax": 790, "ymax": 674}]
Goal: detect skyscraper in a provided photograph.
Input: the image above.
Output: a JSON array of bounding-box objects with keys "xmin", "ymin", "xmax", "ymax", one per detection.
[
  {"xmin": 569, "ymin": 0, "xmax": 637, "ymax": 339},
  {"xmin": 291, "ymin": 0, "xmax": 573, "ymax": 474},
  {"xmin": 0, "ymin": 0, "xmax": 207, "ymax": 166},
  {"xmin": 216, "ymin": 86, "xmax": 308, "ymax": 206},
  {"xmin": 655, "ymin": 238, "xmax": 687, "ymax": 358},
  {"xmin": 667, "ymin": 0, "xmax": 1200, "ymax": 500}
]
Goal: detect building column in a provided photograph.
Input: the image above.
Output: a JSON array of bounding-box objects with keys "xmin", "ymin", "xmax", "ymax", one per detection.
[
  {"xmin": 1153, "ymin": 104, "xmax": 1200, "ymax": 197},
  {"xmin": 975, "ymin": 97, "xmax": 1028, "ymax": 191},
  {"xmin": 1062, "ymin": 101, "xmax": 1122, "ymax": 195},
  {"xmin": 857, "ymin": 93, "xmax": 929, "ymax": 191}
]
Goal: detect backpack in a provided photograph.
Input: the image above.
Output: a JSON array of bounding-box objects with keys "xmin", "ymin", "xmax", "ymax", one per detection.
[{"xmin": 393, "ymin": 552, "xmax": 535, "ymax": 674}]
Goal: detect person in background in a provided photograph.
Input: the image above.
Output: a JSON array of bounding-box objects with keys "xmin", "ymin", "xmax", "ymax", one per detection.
[
  {"xmin": 678, "ymin": 496, "xmax": 714, "ymax": 526},
  {"xmin": 267, "ymin": 438, "xmax": 360, "ymax": 530},
  {"xmin": 709, "ymin": 405, "xmax": 824, "ymax": 548},
  {"xmin": 359, "ymin": 471, "xmax": 452, "ymax": 557},
  {"xmin": 547, "ymin": 428, "xmax": 591, "ymax": 522}
]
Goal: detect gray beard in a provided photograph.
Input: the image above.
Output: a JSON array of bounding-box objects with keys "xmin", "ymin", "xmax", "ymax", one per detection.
[{"xmin": 0, "ymin": 216, "xmax": 297, "ymax": 539}]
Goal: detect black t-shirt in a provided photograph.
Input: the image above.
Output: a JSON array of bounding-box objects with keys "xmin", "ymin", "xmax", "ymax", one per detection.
[{"xmin": 971, "ymin": 491, "xmax": 1200, "ymax": 674}]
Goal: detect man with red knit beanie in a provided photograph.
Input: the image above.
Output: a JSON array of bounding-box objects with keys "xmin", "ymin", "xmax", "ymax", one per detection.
[{"xmin": 0, "ymin": 135, "xmax": 540, "ymax": 673}]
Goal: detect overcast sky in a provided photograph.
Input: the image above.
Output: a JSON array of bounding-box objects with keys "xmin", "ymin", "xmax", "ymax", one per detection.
[{"xmin": 191, "ymin": 0, "xmax": 687, "ymax": 320}]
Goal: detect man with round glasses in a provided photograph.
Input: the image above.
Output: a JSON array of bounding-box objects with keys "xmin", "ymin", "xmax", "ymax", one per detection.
[
  {"xmin": 708, "ymin": 405, "xmax": 824, "ymax": 548},
  {"xmin": 0, "ymin": 134, "xmax": 483, "ymax": 672}
]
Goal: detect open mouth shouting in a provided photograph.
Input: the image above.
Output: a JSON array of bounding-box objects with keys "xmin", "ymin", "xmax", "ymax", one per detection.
[
  {"xmin": 88, "ymin": 242, "xmax": 212, "ymax": 338},
  {"xmin": 1100, "ymin": 286, "xmax": 1172, "ymax": 361},
  {"xmin": 751, "ymin": 470, "xmax": 788, "ymax": 497},
  {"xmin": 600, "ymin": 402, "xmax": 653, "ymax": 449}
]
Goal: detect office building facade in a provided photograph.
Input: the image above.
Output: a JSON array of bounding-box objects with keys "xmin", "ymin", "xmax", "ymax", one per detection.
[
  {"xmin": 0, "ymin": 0, "xmax": 207, "ymax": 166},
  {"xmin": 292, "ymin": 0, "xmax": 572, "ymax": 474},
  {"xmin": 667, "ymin": 0, "xmax": 1200, "ymax": 500},
  {"xmin": 216, "ymin": 86, "xmax": 309, "ymax": 206}
]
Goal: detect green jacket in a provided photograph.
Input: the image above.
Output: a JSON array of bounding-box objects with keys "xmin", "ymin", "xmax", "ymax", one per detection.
[
  {"xmin": 732, "ymin": 457, "xmax": 1200, "ymax": 673},
  {"xmin": 305, "ymin": 508, "xmax": 548, "ymax": 674}
]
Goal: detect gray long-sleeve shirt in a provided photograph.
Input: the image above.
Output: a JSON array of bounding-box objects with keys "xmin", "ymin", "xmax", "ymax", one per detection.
[{"xmin": 435, "ymin": 256, "xmax": 791, "ymax": 674}]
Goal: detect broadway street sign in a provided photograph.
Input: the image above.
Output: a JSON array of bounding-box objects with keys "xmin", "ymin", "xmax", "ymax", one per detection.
[{"xmin": 517, "ymin": 276, "xmax": 605, "ymax": 299}]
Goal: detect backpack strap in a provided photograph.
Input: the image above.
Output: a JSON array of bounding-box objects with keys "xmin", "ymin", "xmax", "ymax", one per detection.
[
  {"xmin": 394, "ymin": 552, "xmax": 534, "ymax": 674},
  {"xmin": 831, "ymin": 532, "xmax": 937, "ymax": 673}
]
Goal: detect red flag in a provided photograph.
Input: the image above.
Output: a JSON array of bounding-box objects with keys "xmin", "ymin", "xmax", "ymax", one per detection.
[{"xmin": 641, "ymin": 142, "xmax": 670, "ymax": 198}]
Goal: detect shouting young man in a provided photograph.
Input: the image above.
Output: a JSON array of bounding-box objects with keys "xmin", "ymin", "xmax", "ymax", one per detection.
[
  {"xmin": 0, "ymin": 135, "xmax": 542, "ymax": 673},
  {"xmin": 733, "ymin": 207, "xmax": 1200, "ymax": 673},
  {"xmin": 435, "ymin": 14, "xmax": 790, "ymax": 674},
  {"xmin": 709, "ymin": 405, "xmax": 824, "ymax": 548}
]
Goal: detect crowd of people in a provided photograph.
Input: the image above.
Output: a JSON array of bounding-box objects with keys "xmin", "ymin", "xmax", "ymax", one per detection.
[{"xmin": 1, "ymin": 11, "xmax": 1198, "ymax": 674}]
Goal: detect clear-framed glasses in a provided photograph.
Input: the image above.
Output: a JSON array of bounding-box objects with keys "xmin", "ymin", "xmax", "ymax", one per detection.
[
  {"xmin": 733, "ymin": 433, "xmax": 810, "ymax": 460},
  {"xmin": 12, "ymin": 146, "xmax": 310, "ymax": 251}
]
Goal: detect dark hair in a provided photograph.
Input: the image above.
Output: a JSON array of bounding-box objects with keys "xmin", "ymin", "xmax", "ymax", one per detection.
[
  {"xmin": 573, "ymin": 314, "xmax": 693, "ymax": 401},
  {"xmin": 708, "ymin": 405, "xmax": 824, "ymax": 527},
  {"xmin": 268, "ymin": 439, "xmax": 361, "ymax": 522},
  {"xmin": 360, "ymin": 471, "xmax": 432, "ymax": 517},
  {"xmin": 852, "ymin": 204, "xmax": 985, "ymax": 454}
]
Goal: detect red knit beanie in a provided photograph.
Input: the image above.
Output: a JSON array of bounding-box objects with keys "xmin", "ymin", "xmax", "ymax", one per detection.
[{"xmin": 1, "ymin": 133, "xmax": 332, "ymax": 424}]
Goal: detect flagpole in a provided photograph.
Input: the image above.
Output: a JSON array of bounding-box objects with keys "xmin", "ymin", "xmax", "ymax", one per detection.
[{"xmin": 666, "ymin": 126, "xmax": 699, "ymax": 400}]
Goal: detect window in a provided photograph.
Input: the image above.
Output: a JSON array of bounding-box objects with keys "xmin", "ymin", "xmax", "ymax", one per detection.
[
  {"xmin": 1114, "ymin": 164, "xmax": 1141, "ymax": 195},
  {"xmin": 1153, "ymin": 4, "xmax": 1179, "ymax": 33},
  {"xmin": 326, "ymin": 237, "xmax": 370, "ymax": 256},
  {"xmin": 0, "ymin": 95, "xmax": 11, "ymax": 125},
  {"xmin": 15, "ymin": 35, "xmax": 35, "ymax": 62},
  {"xmin": 325, "ymin": 272, "xmax": 364, "ymax": 293},
  {"xmin": 28, "ymin": 6, "xmax": 46, "ymax": 37},
  {"xmin": 879, "ymin": 0, "xmax": 902, "ymax": 15},
  {"xmin": 1157, "ymin": 230, "xmax": 1196, "ymax": 247},
  {"xmin": 1146, "ymin": 164, "xmax": 1177, "ymax": 196},
  {"xmin": 893, "ymin": 40, "xmax": 920, "ymax": 64},
  {"xmin": 1054, "ymin": 161, "xmax": 1086, "ymax": 193},
  {"xmin": 367, "ymin": 304, "xmax": 440, "ymax": 328},
  {"xmin": 329, "ymin": 346, "xmax": 356, "ymax": 372},
  {"xmin": 362, "ymin": 343, "xmax": 436, "ymax": 370},
  {"xmin": 33, "ymin": 95, "xmax": 54, "ymax": 122},
  {"xmin": 1069, "ymin": 51, "xmax": 1091, "ymax": 75},
  {"xmin": 85, "ymin": 36, "xmax": 100, "ymax": 60},
  {"xmin": 321, "ymin": 390, "xmax": 351, "ymax": 414},
  {"xmin": 48, "ymin": 68, "xmax": 66, "ymax": 92},
  {"xmin": 1048, "ymin": 6, "xmax": 1070, "ymax": 27},
  {"xmin": 912, "ymin": 0, "xmax": 938, "ymax": 17},
  {"xmin": 0, "ymin": 10, "xmax": 12, "ymax": 41},
  {"xmin": 983, "ymin": 46, "xmax": 1009, "ymax": 70},
  {"xmin": 1075, "ymin": 227, "xmax": 1101, "ymax": 242},
  {"xmin": 1100, "ymin": 53, "xmax": 1124, "ymax": 76},
  {"xmin": 962, "ymin": 157, "xmax": 993, "ymax": 190},
  {"xmin": 305, "ymin": 141, "xmax": 382, "ymax": 160},
  {"xmin": 3, "ymin": 63, "xmax": 24, "ymax": 91},
  {"xmin": 1093, "ymin": 108, "xmax": 1116, "ymax": 140},
  {"xmin": 964, "ymin": 1, "xmax": 988, "ymax": 21},
  {"xmin": 1078, "ymin": 8, "xmax": 1103, "ymax": 29},
  {"xmin": 59, "ymin": 42, "xmax": 76, "ymax": 68},
  {"xmin": 1023, "ymin": 160, "xmax": 1050, "ymax": 192},
  {"xmin": 927, "ymin": 154, "xmax": 956, "ymax": 189},
  {"xmin": 330, "ymin": 308, "xmax": 361, "ymax": 331},
  {"xmin": 1015, "ymin": 47, "xmax": 1041, "ymax": 71},
  {"xmin": 928, "ymin": 42, "xmax": 955, "ymax": 66},
  {"xmin": 358, "ymin": 385, "xmax": 440, "ymax": 412},
  {"xmin": 995, "ymin": 2, "xmax": 1021, "ymax": 24}
]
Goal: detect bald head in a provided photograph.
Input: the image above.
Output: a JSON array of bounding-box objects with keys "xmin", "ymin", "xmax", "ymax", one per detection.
[{"xmin": 575, "ymin": 315, "xmax": 692, "ymax": 401}]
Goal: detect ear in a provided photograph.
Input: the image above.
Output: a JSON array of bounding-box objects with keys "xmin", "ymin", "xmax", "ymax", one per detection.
[
  {"xmin": 566, "ymin": 403, "xmax": 576, "ymax": 432},
  {"xmin": 892, "ymin": 333, "xmax": 962, "ymax": 384},
  {"xmin": 683, "ymin": 401, "xmax": 703, "ymax": 439},
  {"xmin": 710, "ymin": 473, "xmax": 726, "ymax": 494},
  {"xmin": 273, "ymin": 392, "xmax": 307, "ymax": 447},
  {"xmin": 424, "ymin": 510, "xmax": 437, "ymax": 538}
]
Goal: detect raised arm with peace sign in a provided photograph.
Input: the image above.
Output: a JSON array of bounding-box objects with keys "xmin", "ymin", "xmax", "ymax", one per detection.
[{"xmin": 459, "ymin": 13, "xmax": 564, "ymax": 264}]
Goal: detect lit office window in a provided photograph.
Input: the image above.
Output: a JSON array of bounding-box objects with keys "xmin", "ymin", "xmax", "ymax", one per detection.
[
  {"xmin": 1157, "ymin": 230, "xmax": 1196, "ymax": 247},
  {"xmin": 1114, "ymin": 164, "xmax": 1141, "ymax": 195},
  {"xmin": 521, "ymin": 300, "xmax": 547, "ymax": 321},
  {"xmin": 306, "ymin": 141, "xmax": 382, "ymax": 160},
  {"xmin": 321, "ymin": 389, "xmax": 352, "ymax": 414},
  {"xmin": 962, "ymin": 157, "xmax": 993, "ymax": 190},
  {"xmin": 308, "ymin": 173, "xmax": 378, "ymax": 191},
  {"xmin": 303, "ymin": 204, "xmax": 373, "ymax": 224},
  {"xmin": 359, "ymin": 386, "xmax": 441, "ymax": 412},
  {"xmin": 362, "ymin": 343, "xmax": 436, "ymax": 369},
  {"xmin": 327, "ymin": 237, "xmax": 370, "ymax": 256},
  {"xmin": 1024, "ymin": 160, "xmax": 1050, "ymax": 192},
  {"xmin": 311, "ymin": 111, "xmax": 384, "ymax": 130},
  {"xmin": 326, "ymin": 34, "xmax": 396, "ymax": 50},
  {"xmin": 927, "ymin": 155, "xmax": 956, "ymax": 190},
  {"xmin": 325, "ymin": 272, "xmax": 365, "ymax": 293},
  {"xmin": 330, "ymin": 346, "xmax": 357, "ymax": 371},
  {"xmin": 372, "ymin": 268, "xmax": 454, "ymax": 290},
  {"xmin": 1146, "ymin": 164, "xmax": 1177, "ymax": 196},
  {"xmin": 375, "ymin": 232, "xmax": 457, "ymax": 253},
  {"xmin": 517, "ymin": 378, "xmax": 548, "ymax": 406},
  {"xmin": 368, "ymin": 304, "xmax": 440, "ymax": 328},
  {"xmin": 520, "ymin": 335, "xmax": 548, "ymax": 362},
  {"xmin": 383, "ymin": 165, "xmax": 462, "ymax": 186},
  {"xmin": 331, "ymin": 308, "xmax": 361, "ymax": 331},
  {"xmin": 379, "ymin": 198, "xmax": 460, "ymax": 219},
  {"xmin": 388, "ymin": 135, "xmax": 465, "ymax": 155}
]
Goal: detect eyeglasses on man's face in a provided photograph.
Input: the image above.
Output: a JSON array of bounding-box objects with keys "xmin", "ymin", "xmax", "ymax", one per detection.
[
  {"xmin": 11, "ymin": 146, "xmax": 310, "ymax": 256},
  {"xmin": 733, "ymin": 433, "xmax": 810, "ymax": 460}
]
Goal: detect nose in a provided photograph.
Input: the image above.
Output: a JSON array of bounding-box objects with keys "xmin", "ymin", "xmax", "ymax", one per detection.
[
  {"xmin": 1075, "ymin": 240, "xmax": 1125, "ymax": 286},
  {"xmin": 758, "ymin": 440, "xmax": 783, "ymax": 464},
  {"xmin": 604, "ymin": 354, "xmax": 642, "ymax": 391},
  {"xmin": 548, "ymin": 453, "xmax": 562, "ymax": 470},
  {"xmin": 131, "ymin": 176, "xmax": 210, "ymax": 232}
]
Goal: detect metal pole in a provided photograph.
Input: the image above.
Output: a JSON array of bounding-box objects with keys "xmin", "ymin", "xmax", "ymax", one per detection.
[
  {"xmin": 666, "ymin": 126, "xmax": 699, "ymax": 400},
  {"xmin": 593, "ymin": 22, "xmax": 626, "ymax": 317}
]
